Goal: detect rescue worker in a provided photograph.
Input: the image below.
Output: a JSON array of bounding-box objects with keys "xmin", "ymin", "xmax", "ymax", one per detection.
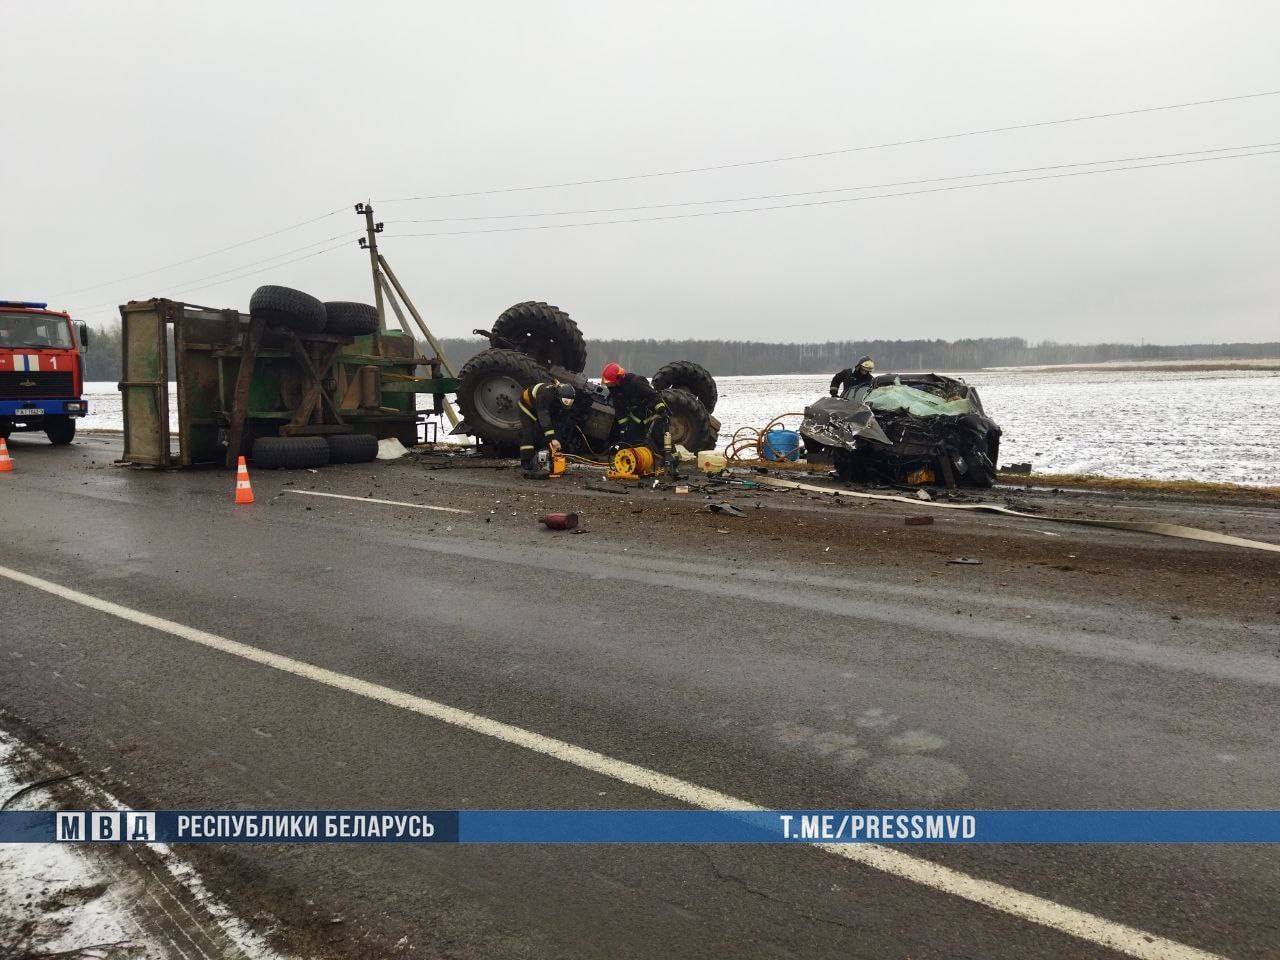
[
  {"xmin": 829, "ymin": 356, "xmax": 876, "ymax": 400},
  {"xmin": 518, "ymin": 378, "xmax": 576, "ymax": 479},
  {"xmin": 601, "ymin": 361, "xmax": 670, "ymax": 455}
]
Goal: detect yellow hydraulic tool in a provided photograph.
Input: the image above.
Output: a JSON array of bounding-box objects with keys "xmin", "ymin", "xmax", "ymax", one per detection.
[{"xmin": 606, "ymin": 445, "xmax": 661, "ymax": 480}]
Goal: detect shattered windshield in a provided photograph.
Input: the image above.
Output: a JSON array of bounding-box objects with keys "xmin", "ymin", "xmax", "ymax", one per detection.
[{"xmin": 0, "ymin": 312, "xmax": 72, "ymax": 348}]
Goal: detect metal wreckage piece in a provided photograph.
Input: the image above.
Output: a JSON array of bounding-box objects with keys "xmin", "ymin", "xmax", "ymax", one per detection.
[
  {"xmin": 800, "ymin": 374, "xmax": 1003, "ymax": 488},
  {"xmin": 799, "ymin": 396, "xmax": 893, "ymax": 449}
]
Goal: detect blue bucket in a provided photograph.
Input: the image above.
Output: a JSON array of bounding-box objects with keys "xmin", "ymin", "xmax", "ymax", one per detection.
[{"xmin": 761, "ymin": 428, "xmax": 801, "ymax": 461}]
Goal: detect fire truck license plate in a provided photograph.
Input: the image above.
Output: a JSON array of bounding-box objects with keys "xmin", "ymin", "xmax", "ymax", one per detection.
[{"xmin": 15, "ymin": 408, "xmax": 43, "ymax": 416}]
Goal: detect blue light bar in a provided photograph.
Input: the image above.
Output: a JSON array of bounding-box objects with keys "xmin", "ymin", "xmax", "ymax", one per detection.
[{"xmin": 0, "ymin": 300, "xmax": 50, "ymax": 309}]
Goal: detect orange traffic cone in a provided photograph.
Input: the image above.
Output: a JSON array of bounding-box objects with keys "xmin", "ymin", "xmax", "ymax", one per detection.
[
  {"xmin": 0, "ymin": 438, "xmax": 12, "ymax": 473},
  {"xmin": 234, "ymin": 455, "xmax": 254, "ymax": 504}
]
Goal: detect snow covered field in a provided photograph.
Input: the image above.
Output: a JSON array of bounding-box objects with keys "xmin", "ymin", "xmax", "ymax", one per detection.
[{"xmin": 77, "ymin": 366, "xmax": 1280, "ymax": 486}]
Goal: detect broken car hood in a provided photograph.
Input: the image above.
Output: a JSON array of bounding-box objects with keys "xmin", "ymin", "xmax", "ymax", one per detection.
[{"xmin": 800, "ymin": 397, "xmax": 892, "ymax": 450}]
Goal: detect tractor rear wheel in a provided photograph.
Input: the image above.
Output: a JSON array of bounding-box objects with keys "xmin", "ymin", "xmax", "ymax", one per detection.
[
  {"xmin": 491, "ymin": 301, "xmax": 587, "ymax": 372},
  {"xmin": 456, "ymin": 348, "xmax": 548, "ymax": 445}
]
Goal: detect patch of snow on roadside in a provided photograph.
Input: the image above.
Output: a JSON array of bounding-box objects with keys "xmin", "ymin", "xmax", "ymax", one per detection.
[
  {"xmin": 0, "ymin": 729, "xmax": 295, "ymax": 960},
  {"xmin": 0, "ymin": 735, "xmax": 149, "ymax": 957}
]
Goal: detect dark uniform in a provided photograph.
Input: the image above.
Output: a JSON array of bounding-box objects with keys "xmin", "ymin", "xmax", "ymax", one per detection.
[
  {"xmin": 829, "ymin": 356, "xmax": 876, "ymax": 400},
  {"xmin": 608, "ymin": 372, "xmax": 670, "ymax": 453},
  {"xmin": 518, "ymin": 380, "xmax": 568, "ymax": 472}
]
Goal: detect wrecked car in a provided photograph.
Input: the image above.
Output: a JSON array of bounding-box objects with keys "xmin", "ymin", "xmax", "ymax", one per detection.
[
  {"xmin": 453, "ymin": 301, "xmax": 720, "ymax": 457},
  {"xmin": 801, "ymin": 373, "xmax": 1002, "ymax": 488}
]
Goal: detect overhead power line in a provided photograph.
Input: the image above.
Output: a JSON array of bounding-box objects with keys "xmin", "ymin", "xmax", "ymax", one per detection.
[
  {"xmin": 67, "ymin": 234, "xmax": 356, "ymax": 314},
  {"xmin": 384, "ymin": 147, "xmax": 1280, "ymax": 238},
  {"xmin": 53, "ymin": 206, "xmax": 348, "ymax": 299},
  {"xmin": 72, "ymin": 241, "xmax": 351, "ymax": 325},
  {"xmin": 379, "ymin": 88, "xmax": 1280, "ymax": 203},
  {"xmin": 160, "ymin": 241, "xmax": 351, "ymax": 301},
  {"xmin": 386, "ymin": 141, "xmax": 1279, "ymax": 224}
]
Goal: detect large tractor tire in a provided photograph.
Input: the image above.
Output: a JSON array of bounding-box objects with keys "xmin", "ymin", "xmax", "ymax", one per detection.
[
  {"xmin": 249, "ymin": 285, "xmax": 326, "ymax": 333},
  {"xmin": 45, "ymin": 416, "xmax": 76, "ymax": 445},
  {"xmin": 326, "ymin": 433, "xmax": 379, "ymax": 464},
  {"xmin": 652, "ymin": 360, "xmax": 717, "ymax": 413},
  {"xmin": 455, "ymin": 348, "xmax": 547, "ymax": 445},
  {"xmin": 251, "ymin": 436, "xmax": 330, "ymax": 469},
  {"xmin": 491, "ymin": 301, "xmax": 587, "ymax": 372},
  {"xmin": 660, "ymin": 388, "xmax": 713, "ymax": 452},
  {"xmin": 323, "ymin": 301, "xmax": 380, "ymax": 336}
]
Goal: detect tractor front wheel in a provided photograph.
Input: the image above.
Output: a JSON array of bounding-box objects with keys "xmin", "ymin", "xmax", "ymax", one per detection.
[{"xmin": 659, "ymin": 388, "xmax": 713, "ymax": 452}]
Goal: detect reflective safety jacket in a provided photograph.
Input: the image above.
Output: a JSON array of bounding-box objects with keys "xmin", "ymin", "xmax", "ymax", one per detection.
[
  {"xmin": 608, "ymin": 372, "xmax": 667, "ymax": 428},
  {"xmin": 519, "ymin": 381, "xmax": 563, "ymax": 440}
]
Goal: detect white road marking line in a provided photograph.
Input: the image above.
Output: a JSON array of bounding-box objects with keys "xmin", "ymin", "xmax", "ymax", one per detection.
[
  {"xmin": 282, "ymin": 489, "xmax": 471, "ymax": 514},
  {"xmin": 0, "ymin": 564, "xmax": 1223, "ymax": 960}
]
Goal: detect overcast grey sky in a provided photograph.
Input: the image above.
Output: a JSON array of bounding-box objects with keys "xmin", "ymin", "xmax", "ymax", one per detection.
[{"xmin": 4, "ymin": 1, "xmax": 1278, "ymax": 343}]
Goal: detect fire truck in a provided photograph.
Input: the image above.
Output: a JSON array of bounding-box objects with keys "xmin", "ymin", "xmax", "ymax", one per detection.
[{"xmin": 0, "ymin": 301, "xmax": 90, "ymax": 444}]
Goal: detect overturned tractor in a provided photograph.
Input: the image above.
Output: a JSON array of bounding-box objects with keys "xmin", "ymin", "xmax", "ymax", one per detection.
[{"xmin": 454, "ymin": 301, "xmax": 719, "ymax": 457}]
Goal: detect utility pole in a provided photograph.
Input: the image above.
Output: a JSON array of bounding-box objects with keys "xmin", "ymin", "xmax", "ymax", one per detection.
[{"xmin": 355, "ymin": 202, "xmax": 385, "ymax": 330}]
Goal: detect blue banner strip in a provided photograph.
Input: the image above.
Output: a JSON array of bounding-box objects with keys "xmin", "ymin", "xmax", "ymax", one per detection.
[{"xmin": 3, "ymin": 810, "xmax": 1279, "ymax": 844}]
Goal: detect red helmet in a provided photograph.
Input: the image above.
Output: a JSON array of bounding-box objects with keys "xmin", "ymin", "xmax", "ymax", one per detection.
[{"xmin": 601, "ymin": 362, "xmax": 626, "ymax": 385}]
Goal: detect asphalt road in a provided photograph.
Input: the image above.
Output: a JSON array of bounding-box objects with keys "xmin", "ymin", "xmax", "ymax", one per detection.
[{"xmin": 2, "ymin": 433, "xmax": 1278, "ymax": 959}]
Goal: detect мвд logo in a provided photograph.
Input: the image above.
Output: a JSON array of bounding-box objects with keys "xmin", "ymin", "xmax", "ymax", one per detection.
[{"xmin": 56, "ymin": 811, "xmax": 156, "ymax": 842}]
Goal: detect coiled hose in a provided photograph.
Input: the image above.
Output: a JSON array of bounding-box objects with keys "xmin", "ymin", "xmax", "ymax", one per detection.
[{"xmin": 723, "ymin": 413, "xmax": 806, "ymax": 462}]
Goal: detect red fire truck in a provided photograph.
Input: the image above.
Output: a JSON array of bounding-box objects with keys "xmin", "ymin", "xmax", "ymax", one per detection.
[{"xmin": 0, "ymin": 301, "xmax": 90, "ymax": 444}]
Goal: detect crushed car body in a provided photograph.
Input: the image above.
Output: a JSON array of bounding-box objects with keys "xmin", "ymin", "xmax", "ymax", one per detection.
[{"xmin": 801, "ymin": 373, "xmax": 1002, "ymax": 488}]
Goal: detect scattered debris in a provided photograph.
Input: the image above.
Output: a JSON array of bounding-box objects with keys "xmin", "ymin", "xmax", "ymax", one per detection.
[
  {"xmin": 540, "ymin": 512, "xmax": 580, "ymax": 530},
  {"xmin": 584, "ymin": 483, "xmax": 631, "ymax": 495},
  {"xmin": 707, "ymin": 503, "xmax": 746, "ymax": 518},
  {"xmin": 947, "ymin": 556, "xmax": 983, "ymax": 565},
  {"xmin": 1004, "ymin": 462, "xmax": 1033, "ymax": 474},
  {"xmin": 377, "ymin": 437, "xmax": 409, "ymax": 461},
  {"xmin": 904, "ymin": 515, "xmax": 935, "ymax": 526}
]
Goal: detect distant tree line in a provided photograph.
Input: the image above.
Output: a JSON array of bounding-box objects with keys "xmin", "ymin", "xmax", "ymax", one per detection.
[
  {"xmin": 433, "ymin": 335, "xmax": 1280, "ymax": 377},
  {"xmin": 81, "ymin": 324, "xmax": 1280, "ymax": 381},
  {"xmin": 83, "ymin": 326, "xmax": 123, "ymax": 380}
]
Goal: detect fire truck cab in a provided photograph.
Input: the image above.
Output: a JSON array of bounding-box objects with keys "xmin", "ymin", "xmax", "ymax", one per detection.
[{"xmin": 0, "ymin": 301, "xmax": 90, "ymax": 445}]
